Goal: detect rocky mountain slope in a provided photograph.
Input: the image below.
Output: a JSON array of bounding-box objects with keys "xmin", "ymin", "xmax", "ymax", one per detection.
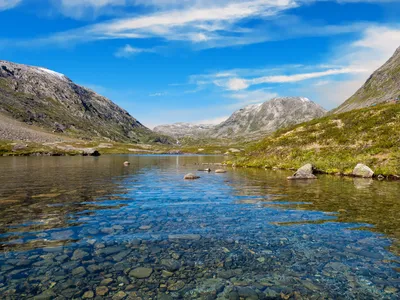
[
  {"xmin": 153, "ymin": 123, "xmax": 215, "ymax": 139},
  {"xmin": 210, "ymin": 97, "xmax": 327, "ymax": 138},
  {"xmin": 334, "ymin": 46, "xmax": 400, "ymax": 113},
  {"xmin": 0, "ymin": 60, "xmax": 168, "ymax": 143},
  {"xmin": 230, "ymin": 102, "xmax": 400, "ymax": 176}
]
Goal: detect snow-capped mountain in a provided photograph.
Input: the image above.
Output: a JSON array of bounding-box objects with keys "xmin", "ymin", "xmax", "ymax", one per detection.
[
  {"xmin": 0, "ymin": 60, "xmax": 168, "ymax": 143},
  {"xmin": 210, "ymin": 97, "xmax": 327, "ymax": 138},
  {"xmin": 153, "ymin": 123, "xmax": 215, "ymax": 139},
  {"xmin": 155, "ymin": 97, "xmax": 326, "ymax": 140}
]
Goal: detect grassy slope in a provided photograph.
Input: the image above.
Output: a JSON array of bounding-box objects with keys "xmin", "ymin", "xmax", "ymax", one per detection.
[{"xmin": 229, "ymin": 103, "xmax": 400, "ymax": 176}]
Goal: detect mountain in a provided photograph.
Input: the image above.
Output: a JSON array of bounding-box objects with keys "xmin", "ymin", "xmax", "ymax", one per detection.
[
  {"xmin": 210, "ymin": 97, "xmax": 327, "ymax": 138},
  {"xmin": 153, "ymin": 123, "xmax": 215, "ymax": 139},
  {"xmin": 229, "ymin": 102, "xmax": 400, "ymax": 176},
  {"xmin": 0, "ymin": 60, "xmax": 168, "ymax": 143},
  {"xmin": 334, "ymin": 46, "xmax": 400, "ymax": 114}
]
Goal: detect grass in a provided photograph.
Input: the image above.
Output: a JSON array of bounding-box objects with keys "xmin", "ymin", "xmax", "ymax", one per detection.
[
  {"xmin": 227, "ymin": 103, "xmax": 400, "ymax": 177},
  {"xmin": 0, "ymin": 141, "xmax": 82, "ymax": 156}
]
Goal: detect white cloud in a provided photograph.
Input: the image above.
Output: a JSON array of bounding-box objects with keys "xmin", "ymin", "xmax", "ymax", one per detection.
[
  {"xmin": 219, "ymin": 67, "xmax": 366, "ymax": 91},
  {"xmin": 115, "ymin": 44, "xmax": 154, "ymax": 57},
  {"xmin": 33, "ymin": 0, "xmax": 301, "ymax": 47},
  {"xmin": 0, "ymin": 0, "xmax": 21, "ymax": 11},
  {"xmin": 308, "ymin": 25, "xmax": 400, "ymax": 108},
  {"xmin": 227, "ymin": 88, "xmax": 279, "ymax": 108}
]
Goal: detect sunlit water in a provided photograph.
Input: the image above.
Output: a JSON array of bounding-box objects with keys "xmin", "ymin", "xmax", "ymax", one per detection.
[{"xmin": 0, "ymin": 155, "xmax": 399, "ymax": 299}]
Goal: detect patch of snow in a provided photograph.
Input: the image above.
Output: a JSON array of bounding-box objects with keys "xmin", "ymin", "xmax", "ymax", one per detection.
[
  {"xmin": 299, "ymin": 97, "xmax": 310, "ymax": 103},
  {"xmin": 36, "ymin": 67, "xmax": 66, "ymax": 80}
]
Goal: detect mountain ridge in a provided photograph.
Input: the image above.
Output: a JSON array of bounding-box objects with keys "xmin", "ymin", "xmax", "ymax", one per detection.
[
  {"xmin": 0, "ymin": 60, "xmax": 168, "ymax": 143},
  {"xmin": 334, "ymin": 46, "xmax": 400, "ymax": 113},
  {"xmin": 210, "ymin": 97, "xmax": 327, "ymax": 138},
  {"xmin": 154, "ymin": 97, "xmax": 327, "ymax": 140},
  {"xmin": 153, "ymin": 122, "xmax": 215, "ymax": 139}
]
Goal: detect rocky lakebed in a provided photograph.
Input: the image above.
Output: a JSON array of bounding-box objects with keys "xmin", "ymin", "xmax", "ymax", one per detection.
[{"xmin": 0, "ymin": 155, "xmax": 399, "ymax": 299}]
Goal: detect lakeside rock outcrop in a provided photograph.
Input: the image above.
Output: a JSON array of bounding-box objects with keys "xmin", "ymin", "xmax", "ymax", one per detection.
[
  {"xmin": 353, "ymin": 164, "xmax": 374, "ymax": 178},
  {"xmin": 287, "ymin": 164, "xmax": 317, "ymax": 180}
]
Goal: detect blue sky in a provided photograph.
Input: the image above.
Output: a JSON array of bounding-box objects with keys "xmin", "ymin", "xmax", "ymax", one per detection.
[{"xmin": 1, "ymin": 0, "xmax": 400, "ymax": 128}]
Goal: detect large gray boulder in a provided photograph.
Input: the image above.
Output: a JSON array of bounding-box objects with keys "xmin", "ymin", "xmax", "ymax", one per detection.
[
  {"xmin": 352, "ymin": 164, "xmax": 374, "ymax": 178},
  {"xmin": 287, "ymin": 164, "xmax": 317, "ymax": 180}
]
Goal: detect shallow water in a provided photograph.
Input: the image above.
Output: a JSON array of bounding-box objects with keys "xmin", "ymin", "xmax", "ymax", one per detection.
[{"xmin": 0, "ymin": 155, "xmax": 399, "ymax": 299}]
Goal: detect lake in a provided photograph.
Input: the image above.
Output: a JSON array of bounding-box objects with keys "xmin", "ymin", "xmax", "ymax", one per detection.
[{"xmin": 0, "ymin": 155, "xmax": 399, "ymax": 299}]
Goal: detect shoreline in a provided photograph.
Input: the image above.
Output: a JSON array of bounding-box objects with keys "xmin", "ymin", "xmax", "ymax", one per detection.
[{"xmin": 225, "ymin": 162, "xmax": 400, "ymax": 181}]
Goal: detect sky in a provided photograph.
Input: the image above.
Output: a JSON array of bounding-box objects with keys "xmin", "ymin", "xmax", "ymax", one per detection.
[{"xmin": 1, "ymin": 0, "xmax": 400, "ymax": 128}]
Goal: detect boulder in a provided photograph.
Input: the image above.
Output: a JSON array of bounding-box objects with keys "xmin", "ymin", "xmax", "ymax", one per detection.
[
  {"xmin": 287, "ymin": 164, "xmax": 317, "ymax": 180},
  {"xmin": 215, "ymin": 169, "xmax": 227, "ymax": 174},
  {"xmin": 184, "ymin": 173, "xmax": 200, "ymax": 180},
  {"xmin": 82, "ymin": 149, "xmax": 101, "ymax": 156},
  {"xmin": 12, "ymin": 144, "xmax": 28, "ymax": 152},
  {"xmin": 352, "ymin": 163, "xmax": 374, "ymax": 178}
]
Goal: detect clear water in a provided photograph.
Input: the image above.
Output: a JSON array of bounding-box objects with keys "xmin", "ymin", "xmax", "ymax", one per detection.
[{"xmin": 0, "ymin": 155, "xmax": 399, "ymax": 299}]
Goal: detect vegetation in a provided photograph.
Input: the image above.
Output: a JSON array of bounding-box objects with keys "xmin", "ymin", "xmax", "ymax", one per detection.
[{"xmin": 227, "ymin": 103, "xmax": 400, "ymax": 176}]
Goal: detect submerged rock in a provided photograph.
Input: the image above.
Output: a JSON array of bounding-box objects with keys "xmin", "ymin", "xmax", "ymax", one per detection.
[
  {"xmin": 352, "ymin": 163, "xmax": 374, "ymax": 178},
  {"xmin": 184, "ymin": 173, "xmax": 200, "ymax": 180},
  {"xmin": 160, "ymin": 259, "xmax": 181, "ymax": 272},
  {"xmin": 129, "ymin": 267, "xmax": 153, "ymax": 279},
  {"xmin": 215, "ymin": 169, "xmax": 227, "ymax": 174},
  {"xmin": 96, "ymin": 286, "xmax": 109, "ymax": 297},
  {"xmin": 168, "ymin": 234, "xmax": 201, "ymax": 240},
  {"xmin": 287, "ymin": 164, "xmax": 317, "ymax": 180}
]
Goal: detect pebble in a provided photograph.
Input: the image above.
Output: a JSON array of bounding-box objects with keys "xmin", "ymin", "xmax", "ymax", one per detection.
[
  {"xmin": 71, "ymin": 266, "xmax": 86, "ymax": 276},
  {"xmin": 71, "ymin": 249, "xmax": 89, "ymax": 261},
  {"xmin": 96, "ymin": 286, "xmax": 109, "ymax": 296},
  {"xmin": 160, "ymin": 259, "xmax": 181, "ymax": 272},
  {"xmin": 168, "ymin": 280, "xmax": 185, "ymax": 291},
  {"xmin": 168, "ymin": 234, "xmax": 201, "ymax": 240},
  {"xmin": 112, "ymin": 291, "xmax": 127, "ymax": 299},
  {"xmin": 82, "ymin": 291, "xmax": 94, "ymax": 299},
  {"xmin": 129, "ymin": 267, "xmax": 153, "ymax": 279}
]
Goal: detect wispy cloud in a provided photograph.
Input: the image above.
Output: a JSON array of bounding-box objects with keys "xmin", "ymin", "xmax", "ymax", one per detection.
[
  {"xmin": 0, "ymin": 0, "xmax": 21, "ymax": 11},
  {"xmin": 227, "ymin": 88, "xmax": 279, "ymax": 108},
  {"xmin": 149, "ymin": 92, "xmax": 167, "ymax": 97},
  {"xmin": 305, "ymin": 25, "xmax": 400, "ymax": 107},
  {"xmin": 3, "ymin": 1, "xmax": 386, "ymax": 53},
  {"xmin": 218, "ymin": 67, "xmax": 367, "ymax": 91},
  {"xmin": 115, "ymin": 44, "xmax": 155, "ymax": 57}
]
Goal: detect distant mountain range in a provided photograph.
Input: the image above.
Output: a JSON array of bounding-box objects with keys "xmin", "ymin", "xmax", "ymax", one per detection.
[
  {"xmin": 153, "ymin": 123, "xmax": 214, "ymax": 139},
  {"xmin": 2, "ymin": 45, "xmax": 399, "ymax": 145},
  {"xmin": 210, "ymin": 97, "xmax": 326, "ymax": 138},
  {"xmin": 334, "ymin": 46, "xmax": 400, "ymax": 114},
  {"xmin": 155, "ymin": 97, "xmax": 327, "ymax": 140},
  {"xmin": 0, "ymin": 60, "xmax": 169, "ymax": 143}
]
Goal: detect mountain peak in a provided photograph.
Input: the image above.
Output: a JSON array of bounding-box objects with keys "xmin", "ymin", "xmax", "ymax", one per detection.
[
  {"xmin": 334, "ymin": 45, "xmax": 400, "ymax": 113},
  {"xmin": 210, "ymin": 96, "xmax": 326, "ymax": 139},
  {"xmin": 0, "ymin": 59, "xmax": 165, "ymax": 143}
]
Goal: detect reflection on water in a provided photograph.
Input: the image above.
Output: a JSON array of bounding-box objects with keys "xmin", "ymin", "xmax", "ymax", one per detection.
[{"xmin": 0, "ymin": 155, "xmax": 399, "ymax": 299}]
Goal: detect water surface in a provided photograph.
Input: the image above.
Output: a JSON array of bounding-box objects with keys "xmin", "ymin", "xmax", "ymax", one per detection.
[{"xmin": 0, "ymin": 155, "xmax": 399, "ymax": 299}]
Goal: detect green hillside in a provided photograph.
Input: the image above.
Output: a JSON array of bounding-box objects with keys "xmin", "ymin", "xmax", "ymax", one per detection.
[{"xmin": 229, "ymin": 102, "xmax": 400, "ymax": 176}]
